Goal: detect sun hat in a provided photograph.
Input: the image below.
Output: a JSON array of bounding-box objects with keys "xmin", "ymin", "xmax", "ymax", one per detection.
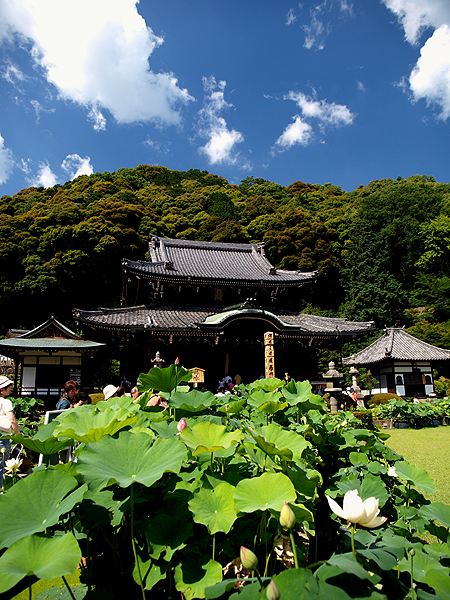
[
  {"xmin": 0, "ymin": 376, "xmax": 13, "ymax": 390},
  {"xmin": 103, "ymin": 384, "xmax": 119, "ymax": 400}
]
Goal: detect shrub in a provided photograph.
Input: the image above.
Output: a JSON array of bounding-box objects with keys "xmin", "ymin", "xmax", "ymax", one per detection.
[
  {"xmin": 366, "ymin": 393, "xmax": 402, "ymax": 407},
  {"xmin": 352, "ymin": 408, "xmax": 374, "ymax": 429}
]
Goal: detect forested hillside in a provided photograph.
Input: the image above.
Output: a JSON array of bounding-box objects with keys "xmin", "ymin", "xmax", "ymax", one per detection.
[{"xmin": 1, "ymin": 165, "xmax": 449, "ymax": 350}]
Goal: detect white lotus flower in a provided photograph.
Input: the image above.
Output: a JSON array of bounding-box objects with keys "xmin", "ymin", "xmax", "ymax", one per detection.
[
  {"xmin": 388, "ymin": 465, "xmax": 398, "ymax": 477},
  {"xmin": 327, "ymin": 489, "xmax": 387, "ymax": 528},
  {"xmin": 5, "ymin": 457, "xmax": 22, "ymax": 475}
]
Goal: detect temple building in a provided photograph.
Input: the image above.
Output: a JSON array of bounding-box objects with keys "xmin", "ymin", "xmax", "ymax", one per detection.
[
  {"xmin": 0, "ymin": 316, "xmax": 105, "ymax": 404},
  {"xmin": 342, "ymin": 327, "xmax": 450, "ymax": 397},
  {"xmin": 74, "ymin": 234, "xmax": 375, "ymax": 389}
]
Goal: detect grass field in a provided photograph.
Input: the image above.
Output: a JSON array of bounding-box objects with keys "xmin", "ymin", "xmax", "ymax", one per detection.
[{"xmin": 384, "ymin": 425, "xmax": 450, "ymax": 504}]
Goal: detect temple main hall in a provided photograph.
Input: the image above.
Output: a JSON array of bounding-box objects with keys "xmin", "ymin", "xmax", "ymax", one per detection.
[{"xmin": 74, "ymin": 234, "xmax": 375, "ymax": 389}]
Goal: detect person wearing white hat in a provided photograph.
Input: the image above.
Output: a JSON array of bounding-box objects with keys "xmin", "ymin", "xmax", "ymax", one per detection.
[
  {"xmin": 0, "ymin": 376, "xmax": 19, "ymax": 488},
  {"xmin": 103, "ymin": 384, "xmax": 120, "ymax": 401}
]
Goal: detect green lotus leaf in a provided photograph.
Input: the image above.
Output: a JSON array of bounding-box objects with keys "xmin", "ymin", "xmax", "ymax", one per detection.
[
  {"xmin": 0, "ymin": 470, "xmax": 87, "ymax": 549},
  {"xmin": 247, "ymin": 377, "xmax": 284, "ymax": 392},
  {"xmin": 188, "ymin": 481, "xmax": 237, "ymax": 534},
  {"xmin": 168, "ymin": 389, "xmax": 218, "ymax": 411},
  {"xmin": 0, "ymin": 533, "xmax": 81, "ymax": 594},
  {"xmin": 337, "ymin": 473, "xmax": 388, "ymax": 508},
  {"xmin": 248, "ymin": 431, "xmax": 292, "ymax": 461},
  {"xmin": 180, "ymin": 421, "xmax": 243, "ymax": 455},
  {"xmin": 174, "ymin": 555, "xmax": 222, "ymax": 600},
  {"xmin": 146, "ymin": 514, "xmax": 193, "ymax": 554},
  {"xmin": 419, "ymin": 502, "xmax": 450, "ymax": 529},
  {"xmin": 52, "ymin": 407, "xmax": 138, "ymax": 443},
  {"xmin": 358, "ymin": 548, "xmax": 398, "ymax": 571},
  {"xmin": 77, "ymin": 431, "xmax": 187, "ymax": 493},
  {"xmin": 217, "ymin": 398, "xmax": 246, "ymax": 414},
  {"xmin": 137, "ymin": 364, "xmax": 193, "ymax": 393},
  {"xmin": 326, "ymin": 553, "xmax": 375, "ymax": 580},
  {"xmin": 395, "ymin": 461, "xmax": 436, "ymax": 495},
  {"xmin": 426, "ymin": 568, "xmax": 450, "ymax": 600},
  {"xmin": 247, "ymin": 389, "xmax": 282, "ymax": 408},
  {"xmin": 151, "ymin": 420, "xmax": 180, "ymax": 438},
  {"xmin": 282, "ymin": 380, "xmax": 312, "ymax": 403},
  {"xmin": 257, "ymin": 400, "xmax": 288, "ymax": 414},
  {"xmin": 10, "ymin": 432, "xmax": 73, "ymax": 456},
  {"xmin": 233, "ymin": 472, "xmax": 296, "ymax": 513},
  {"xmin": 283, "ymin": 381, "xmax": 326, "ymax": 411},
  {"xmin": 133, "ymin": 555, "xmax": 167, "ymax": 591},
  {"xmin": 398, "ymin": 548, "xmax": 448, "ymax": 584},
  {"xmin": 259, "ymin": 423, "xmax": 310, "ymax": 462}
]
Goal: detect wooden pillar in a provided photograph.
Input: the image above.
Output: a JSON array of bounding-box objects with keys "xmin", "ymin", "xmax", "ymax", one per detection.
[{"xmin": 264, "ymin": 331, "xmax": 275, "ymax": 378}]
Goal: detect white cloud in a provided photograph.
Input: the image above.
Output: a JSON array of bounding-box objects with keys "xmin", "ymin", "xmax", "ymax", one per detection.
[
  {"xmin": 196, "ymin": 76, "xmax": 244, "ymax": 165},
  {"xmin": 382, "ymin": 0, "xmax": 450, "ymax": 44},
  {"xmin": 273, "ymin": 90, "xmax": 354, "ymax": 152},
  {"xmin": 32, "ymin": 162, "xmax": 58, "ymax": 188},
  {"xmin": 61, "ymin": 154, "xmax": 93, "ymax": 179},
  {"xmin": 285, "ymin": 91, "xmax": 354, "ymax": 127},
  {"xmin": 299, "ymin": 1, "xmax": 353, "ymax": 50},
  {"xmin": 356, "ymin": 80, "xmax": 366, "ymax": 92},
  {"xmin": 0, "ymin": 134, "xmax": 15, "ymax": 184},
  {"xmin": 275, "ymin": 116, "xmax": 312, "ymax": 150},
  {"xmin": 382, "ymin": 0, "xmax": 450, "ymax": 120},
  {"xmin": 286, "ymin": 8, "xmax": 297, "ymax": 26},
  {"xmin": 0, "ymin": 0, "xmax": 193, "ymax": 128}
]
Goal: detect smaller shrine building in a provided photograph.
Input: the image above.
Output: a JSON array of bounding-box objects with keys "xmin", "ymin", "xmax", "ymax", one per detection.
[{"xmin": 342, "ymin": 327, "xmax": 450, "ymax": 397}]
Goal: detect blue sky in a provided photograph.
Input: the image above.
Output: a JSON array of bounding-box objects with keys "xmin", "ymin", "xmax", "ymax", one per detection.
[{"xmin": 0, "ymin": 0, "xmax": 449, "ymax": 197}]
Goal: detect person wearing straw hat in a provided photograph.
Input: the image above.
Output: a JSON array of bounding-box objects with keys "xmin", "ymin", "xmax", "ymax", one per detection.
[{"xmin": 0, "ymin": 376, "xmax": 19, "ymax": 488}]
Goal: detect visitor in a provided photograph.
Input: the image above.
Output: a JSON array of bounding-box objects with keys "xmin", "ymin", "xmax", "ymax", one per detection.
[
  {"xmin": 103, "ymin": 384, "xmax": 119, "ymax": 400},
  {"xmin": 0, "ymin": 376, "xmax": 20, "ymax": 489},
  {"xmin": 56, "ymin": 380, "xmax": 79, "ymax": 410},
  {"xmin": 120, "ymin": 375, "xmax": 132, "ymax": 393},
  {"xmin": 131, "ymin": 386, "xmax": 140, "ymax": 401},
  {"xmin": 234, "ymin": 374, "xmax": 242, "ymax": 385},
  {"xmin": 72, "ymin": 391, "xmax": 92, "ymax": 407}
]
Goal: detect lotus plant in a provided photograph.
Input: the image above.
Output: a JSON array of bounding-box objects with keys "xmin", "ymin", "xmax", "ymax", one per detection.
[
  {"xmin": 327, "ymin": 489, "xmax": 387, "ymax": 559},
  {"xmin": 280, "ymin": 502, "xmax": 298, "ymax": 568}
]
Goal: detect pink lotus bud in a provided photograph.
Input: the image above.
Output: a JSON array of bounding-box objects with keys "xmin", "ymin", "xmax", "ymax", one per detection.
[
  {"xmin": 280, "ymin": 502, "xmax": 296, "ymax": 529},
  {"xmin": 240, "ymin": 546, "xmax": 258, "ymax": 571},
  {"xmin": 177, "ymin": 418, "xmax": 187, "ymax": 433},
  {"xmin": 266, "ymin": 579, "xmax": 280, "ymax": 600},
  {"xmin": 174, "ymin": 357, "xmax": 180, "ymax": 365}
]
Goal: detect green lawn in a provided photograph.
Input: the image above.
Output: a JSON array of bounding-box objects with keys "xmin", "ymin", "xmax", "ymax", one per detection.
[{"xmin": 385, "ymin": 425, "xmax": 450, "ymax": 504}]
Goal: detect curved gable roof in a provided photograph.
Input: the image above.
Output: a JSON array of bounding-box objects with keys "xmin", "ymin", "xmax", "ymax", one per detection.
[
  {"xmin": 122, "ymin": 234, "xmax": 318, "ymax": 287},
  {"xmin": 342, "ymin": 327, "xmax": 450, "ymax": 365},
  {"xmin": 74, "ymin": 303, "xmax": 375, "ymax": 338}
]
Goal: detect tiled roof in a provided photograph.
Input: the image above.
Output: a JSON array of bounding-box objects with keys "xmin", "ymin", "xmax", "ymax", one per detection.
[
  {"xmin": 0, "ymin": 338, "xmax": 105, "ymax": 352},
  {"xmin": 73, "ymin": 303, "xmax": 375, "ymax": 337},
  {"xmin": 342, "ymin": 327, "xmax": 450, "ymax": 365},
  {"xmin": 0, "ymin": 316, "xmax": 105, "ymax": 354},
  {"xmin": 122, "ymin": 234, "xmax": 318, "ymax": 286}
]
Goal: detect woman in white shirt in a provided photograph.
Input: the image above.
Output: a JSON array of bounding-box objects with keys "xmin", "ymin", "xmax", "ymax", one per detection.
[{"xmin": 0, "ymin": 376, "xmax": 20, "ymax": 488}]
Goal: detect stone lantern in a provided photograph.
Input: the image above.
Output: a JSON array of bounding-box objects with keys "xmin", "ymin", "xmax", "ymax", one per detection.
[
  {"xmin": 323, "ymin": 361, "xmax": 343, "ymax": 413},
  {"xmin": 151, "ymin": 351, "xmax": 165, "ymax": 369}
]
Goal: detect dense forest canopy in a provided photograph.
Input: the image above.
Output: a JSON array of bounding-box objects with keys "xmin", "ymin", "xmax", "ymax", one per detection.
[{"xmin": 1, "ymin": 165, "xmax": 450, "ymax": 353}]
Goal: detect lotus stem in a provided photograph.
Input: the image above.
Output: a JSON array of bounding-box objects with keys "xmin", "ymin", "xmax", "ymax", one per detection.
[
  {"xmin": 130, "ymin": 483, "xmax": 146, "ymax": 600},
  {"xmin": 212, "ymin": 533, "xmax": 216, "ymax": 561},
  {"xmin": 410, "ymin": 549, "xmax": 415, "ymax": 600},
  {"xmin": 351, "ymin": 524, "xmax": 357, "ymax": 561},
  {"xmin": 62, "ymin": 576, "xmax": 77, "ymax": 600},
  {"xmin": 290, "ymin": 531, "xmax": 299, "ymax": 569}
]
